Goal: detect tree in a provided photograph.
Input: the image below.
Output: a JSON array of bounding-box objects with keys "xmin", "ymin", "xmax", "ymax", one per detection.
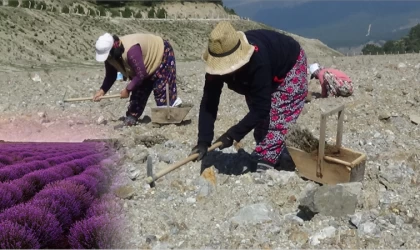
[
  {"xmin": 361, "ymin": 44, "xmax": 383, "ymax": 55},
  {"xmin": 147, "ymin": 7, "xmax": 155, "ymax": 18},
  {"xmin": 156, "ymin": 7, "xmax": 167, "ymax": 18}
]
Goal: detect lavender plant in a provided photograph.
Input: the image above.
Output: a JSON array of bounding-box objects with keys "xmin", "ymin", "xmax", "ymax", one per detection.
[
  {"xmin": 0, "ymin": 220, "xmax": 40, "ymax": 249},
  {"xmin": 0, "ymin": 182, "xmax": 23, "ymax": 212},
  {"xmin": 68, "ymin": 215, "xmax": 122, "ymax": 249},
  {"xmin": 0, "ymin": 203, "xmax": 63, "ymax": 248}
]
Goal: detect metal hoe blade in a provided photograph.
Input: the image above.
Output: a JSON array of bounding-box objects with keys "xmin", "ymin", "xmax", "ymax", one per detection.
[{"xmin": 146, "ymin": 155, "xmax": 155, "ymax": 188}]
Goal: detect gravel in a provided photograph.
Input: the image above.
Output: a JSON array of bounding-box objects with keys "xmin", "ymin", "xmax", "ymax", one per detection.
[{"xmin": 1, "ymin": 53, "xmax": 420, "ymax": 248}]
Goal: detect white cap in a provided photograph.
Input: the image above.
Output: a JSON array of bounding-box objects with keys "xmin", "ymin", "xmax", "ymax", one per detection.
[
  {"xmin": 95, "ymin": 33, "xmax": 114, "ymax": 62},
  {"xmin": 309, "ymin": 63, "xmax": 320, "ymax": 74}
]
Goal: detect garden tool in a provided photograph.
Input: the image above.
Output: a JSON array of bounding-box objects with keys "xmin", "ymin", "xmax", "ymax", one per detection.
[{"xmin": 146, "ymin": 141, "xmax": 223, "ymax": 187}]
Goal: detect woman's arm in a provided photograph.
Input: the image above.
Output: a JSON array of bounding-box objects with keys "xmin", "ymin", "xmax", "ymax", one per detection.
[
  {"xmin": 100, "ymin": 61, "xmax": 118, "ymax": 93},
  {"xmin": 197, "ymin": 74, "xmax": 224, "ymax": 146},
  {"xmin": 126, "ymin": 44, "xmax": 148, "ymax": 92}
]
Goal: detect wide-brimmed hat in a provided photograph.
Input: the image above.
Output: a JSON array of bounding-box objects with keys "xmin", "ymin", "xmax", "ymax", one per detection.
[
  {"xmin": 95, "ymin": 33, "xmax": 114, "ymax": 62},
  {"xmin": 309, "ymin": 63, "xmax": 320, "ymax": 79},
  {"xmin": 202, "ymin": 21, "xmax": 255, "ymax": 75}
]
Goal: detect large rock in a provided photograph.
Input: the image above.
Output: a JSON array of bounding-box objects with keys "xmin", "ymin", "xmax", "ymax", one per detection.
[{"xmin": 299, "ymin": 182, "xmax": 363, "ymax": 218}]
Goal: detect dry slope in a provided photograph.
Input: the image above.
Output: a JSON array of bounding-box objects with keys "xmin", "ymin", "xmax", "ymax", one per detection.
[{"xmin": 0, "ymin": 2, "xmax": 342, "ymax": 72}]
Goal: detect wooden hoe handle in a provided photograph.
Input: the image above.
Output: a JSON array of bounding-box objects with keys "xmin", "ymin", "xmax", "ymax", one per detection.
[
  {"xmin": 63, "ymin": 94, "xmax": 121, "ymax": 102},
  {"xmin": 145, "ymin": 141, "xmax": 223, "ymax": 184}
]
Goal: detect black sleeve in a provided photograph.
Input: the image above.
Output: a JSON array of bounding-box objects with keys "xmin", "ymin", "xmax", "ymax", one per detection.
[
  {"xmin": 227, "ymin": 64, "xmax": 272, "ymax": 142},
  {"xmin": 197, "ymin": 74, "xmax": 224, "ymax": 146},
  {"xmin": 100, "ymin": 61, "xmax": 118, "ymax": 93}
]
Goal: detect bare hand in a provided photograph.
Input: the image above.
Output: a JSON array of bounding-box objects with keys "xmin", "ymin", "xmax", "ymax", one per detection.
[
  {"xmin": 93, "ymin": 89, "xmax": 105, "ymax": 102},
  {"xmin": 120, "ymin": 88, "xmax": 130, "ymax": 99}
]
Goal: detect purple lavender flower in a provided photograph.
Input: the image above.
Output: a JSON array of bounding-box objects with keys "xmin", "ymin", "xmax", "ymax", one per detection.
[
  {"xmin": 0, "ymin": 220, "xmax": 40, "ymax": 249},
  {"xmin": 0, "ymin": 160, "xmax": 50, "ymax": 182},
  {"xmin": 85, "ymin": 195, "xmax": 121, "ymax": 218},
  {"xmin": 47, "ymin": 164, "xmax": 76, "ymax": 179},
  {"xmin": 43, "ymin": 180, "xmax": 94, "ymax": 213},
  {"xmin": 0, "ymin": 155, "xmax": 13, "ymax": 165},
  {"xmin": 0, "ymin": 203, "xmax": 63, "ymax": 248},
  {"xmin": 66, "ymin": 174, "xmax": 100, "ymax": 197},
  {"xmin": 83, "ymin": 165, "xmax": 111, "ymax": 192},
  {"xmin": 67, "ymin": 215, "xmax": 121, "ymax": 249},
  {"xmin": 21, "ymin": 169, "xmax": 62, "ymax": 192},
  {"xmin": 0, "ymin": 182, "xmax": 23, "ymax": 212},
  {"xmin": 30, "ymin": 188, "xmax": 83, "ymax": 231}
]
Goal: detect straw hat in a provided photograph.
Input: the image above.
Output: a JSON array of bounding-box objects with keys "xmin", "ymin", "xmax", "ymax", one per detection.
[{"xmin": 202, "ymin": 21, "xmax": 255, "ymax": 75}]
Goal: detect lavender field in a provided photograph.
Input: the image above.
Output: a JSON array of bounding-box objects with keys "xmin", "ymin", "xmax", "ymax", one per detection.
[{"xmin": 0, "ymin": 141, "xmax": 123, "ymax": 249}]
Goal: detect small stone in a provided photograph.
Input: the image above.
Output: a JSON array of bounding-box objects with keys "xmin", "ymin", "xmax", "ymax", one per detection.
[
  {"xmin": 37, "ymin": 112, "xmax": 46, "ymax": 118},
  {"xmin": 288, "ymin": 229, "xmax": 308, "ymax": 244},
  {"xmin": 398, "ymin": 62, "xmax": 406, "ymax": 68},
  {"xmin": 409, "ymin": 114, "xmax": 420, "ymax": 125},
  {"xmin": 365, "ymin": 86, "xmax": 374, "ymax": 92},
  {"xmin": 309, "ymin": 226, "xmax": 336, "ymax": 246},
  {"xmin": 350, "ymin": 212, "xmax": 363, "ymax": 227},
  {"xmin": 158, "ymin": 154, "xmax": 172, "ymax": 164},
  {"xmin": 288, "ymin": 195, "xmax": 297, "ymax": 203},
  {"xmin": 146, "ymin": 235, "xmax": 157, "ymax": 244},
  {"xmin": 265, "ymin": 169, "xmax": 299, "ymax": 186},
  {"xmin": 132, "ymin": 150, "xmax": 149, "ymax": 163},
  {"xmin": 31, "ymin": 73, "xmax": 41, "ymax": 82},
  {"xmin": 230, "ymin": 203, "xmax": 273, "ymax": 226},
  {"xmin": 378, "ymin": 112, "xmax": 391, "ymax": 120},
  {"xmin": 197, "ymin": 166, "xmax": 217, "ymax": 200},
  {"xmin": 114, "ymin": 185, "xmax": 136, "ymax": 199},
  {"xmin": 186, "ymin": 197, "xmax": 196, "ymax": 203},
  {"xmin": 358, "ymin": 221, "xmax": 380, "ymax": 236},
  {"xmin": 97, "ymin": 115, "xmax": 106, "ymax": 125}
]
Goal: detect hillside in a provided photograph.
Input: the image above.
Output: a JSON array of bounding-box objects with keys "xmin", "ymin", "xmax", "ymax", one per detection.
[{"xmin": 0, "ymin": 1, "xmax": 342, "ymax": 72}]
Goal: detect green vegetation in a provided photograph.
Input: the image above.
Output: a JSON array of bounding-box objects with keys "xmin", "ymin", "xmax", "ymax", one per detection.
[
  {"xmin": 93, "ymin": 0, "xmax": 223, "ymax": 8},
  {"xmin": 362, "ymin": 24, "xmax": 420, "ymax": 54},
  {"xmin": 8, "ymin": 0, "xmax": 19, "ymax": 7},
  {"xmin": 224, "ymin": 6, "xmax": 236, "ymax": 15},
  {"xmin": 3, "ymin": 0, "xmax": 235, "ymax": 19}
]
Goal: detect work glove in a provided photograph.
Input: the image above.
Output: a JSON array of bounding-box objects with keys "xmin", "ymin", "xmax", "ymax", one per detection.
[
  {"xmin": 190, "ymin": 142, "xmax": 209, "ymax": 162},
  {"xmin": 215, "ymin": 132, "xmax": 234, "ymax": 150}
]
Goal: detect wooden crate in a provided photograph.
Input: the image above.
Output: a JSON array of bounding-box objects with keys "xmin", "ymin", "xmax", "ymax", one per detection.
[{"xmin": 289, "ymin": 104, "xmax": 367, "ymax": 185}]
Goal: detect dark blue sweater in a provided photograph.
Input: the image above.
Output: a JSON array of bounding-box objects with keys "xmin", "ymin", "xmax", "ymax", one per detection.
[{"xmin": 197, "ymin": 29, "xmax": 302, "ymax": 145}]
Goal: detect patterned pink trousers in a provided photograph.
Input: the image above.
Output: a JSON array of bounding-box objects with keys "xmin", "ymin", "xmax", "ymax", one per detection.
[
  {"xmin": 248, "ymin": 49, "xmax": 308, "ymax": 164},
  {"xmin": 323, "ymin": 72, "xmax": 353, "ymax": 97}
]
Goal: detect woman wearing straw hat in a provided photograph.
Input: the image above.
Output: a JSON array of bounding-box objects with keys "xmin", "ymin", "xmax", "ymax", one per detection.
[
  {"xmin": 190, "ymin": 21, "xmax": 308, "ymax": 172},
  {"xmin": 93, "ymin": 32, "xmax": 182, "ymax": 127}
]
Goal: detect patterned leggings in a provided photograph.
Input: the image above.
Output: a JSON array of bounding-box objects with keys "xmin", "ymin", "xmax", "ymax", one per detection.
[
  {"xmin": 250, "ymin": 48, "xmax": 308, "ymax": 164},
  {"xmin": 324, "ymin": 72, "xmax": 353, "ymax": 97},
  {"xmin": 126, "ymin": 40, "xmax": 178, "ymax": 119}
]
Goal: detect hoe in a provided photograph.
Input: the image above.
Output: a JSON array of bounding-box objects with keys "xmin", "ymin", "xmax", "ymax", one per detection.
[
  {"xmin": 62, "ymin": 82, "xmax": 192, "ymax": 125},
  {"xmin": 145, "ymin": 104, "xmax": 367, "ymax": 187}
]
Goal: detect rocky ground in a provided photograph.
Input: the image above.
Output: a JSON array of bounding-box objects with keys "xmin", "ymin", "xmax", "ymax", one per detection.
[{"xmin": 1, "ymin": 52, "xmax": 420, "ymax": 248}]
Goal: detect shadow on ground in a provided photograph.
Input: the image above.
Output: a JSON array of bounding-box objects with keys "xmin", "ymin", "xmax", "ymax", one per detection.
[{"xmin": 200, "ymin": 150, "xmax": 257, "ymax": 175}]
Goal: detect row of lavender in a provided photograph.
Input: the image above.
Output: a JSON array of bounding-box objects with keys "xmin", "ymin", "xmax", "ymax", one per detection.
[
  {"xmin": 0, "ymin": 142, "xmax": 103, "ymax": 167},
  {"xmin": 0, "ymin": 142, "xmax": 122, "ymax": 248}
]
